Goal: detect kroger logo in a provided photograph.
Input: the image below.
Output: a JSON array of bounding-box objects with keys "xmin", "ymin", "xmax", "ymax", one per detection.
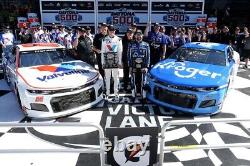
[{"xmin": 154, "ymin": 62, "xmax": 222, "ymax": 79}]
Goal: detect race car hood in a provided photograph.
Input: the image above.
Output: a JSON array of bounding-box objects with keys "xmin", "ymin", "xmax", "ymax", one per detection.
[
  {"xmin": 17, "ymin": 61, "xmax": 99, "ymax": 89},
  {"xmin": 150, "ymin": 59, "xmax": 231, "ymax": 87}
]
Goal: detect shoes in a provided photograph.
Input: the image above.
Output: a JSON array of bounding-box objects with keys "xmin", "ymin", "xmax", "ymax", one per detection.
[{"xmin": 112, "ymin": 96, "xmax": 120, "ymax": 103}]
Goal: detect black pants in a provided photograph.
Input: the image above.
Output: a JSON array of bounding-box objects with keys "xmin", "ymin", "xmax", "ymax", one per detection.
[
  {"xmin": 150, "ymin": 49, "xmax": 161, "ymax": 67},
  {"xmin": 123, "ymin": 62, "xmax": 130, "ymax": 90},
  {"xmin": 96, "ymin": 53, "xmax": 104, "ymax": 78},
  {"xmin": 131, "ymin": 70, "xmax": 144, "ymax": 97}
]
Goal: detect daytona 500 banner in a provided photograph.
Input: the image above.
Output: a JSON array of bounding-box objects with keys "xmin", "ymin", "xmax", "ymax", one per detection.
[
  {"xmin": 40, "ymin": 0, "xmax": 205, "ymax": 32},
  {"xmin": 98, "ymin": 0, "xmax": 149, "ymax": 34},
  {"xmin": 40, "ymin": 0, "xmax": 95, "ymax": 28},
  {"xmin": 151, "ymin": 0, "xmax": 205, "ymax": 27}
]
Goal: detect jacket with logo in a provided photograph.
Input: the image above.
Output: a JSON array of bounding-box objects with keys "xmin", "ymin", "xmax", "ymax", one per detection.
[{"xmin": 101, "ymin": 35, "xmax": 123, "ymax": 69}]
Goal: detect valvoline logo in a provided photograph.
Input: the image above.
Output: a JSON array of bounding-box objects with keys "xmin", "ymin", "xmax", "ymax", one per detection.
[
  {"xmin": 32, "ymin": 62, "xmax": 91, "ymax": 82},
  {"xmin": 106, "ymin": 44, "xmax": 118, "ymax": 52},
  {"xmin": 32, "ymin": 62, "xmax": 76, "ymax": 72}
]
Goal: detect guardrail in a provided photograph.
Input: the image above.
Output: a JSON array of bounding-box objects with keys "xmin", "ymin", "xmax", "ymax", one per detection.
[
  {"xmin": 0, "ymin": 122, "xmax": 105, "ymax": 166},
  {"xmin": 159, "ymin": 118, "xmax": 250, "ymax": 166}
]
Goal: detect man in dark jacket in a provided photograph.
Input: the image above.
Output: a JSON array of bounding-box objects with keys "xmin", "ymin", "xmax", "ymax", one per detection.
[
  {"xmin": 93, "ymin": 23, "xmax": 108, "ymax": 78},
  {"xmin": 73, "ymin": 28, "xmax": 95, "ymax": 66},
  {"xmin": 122, "ymin": 28, "xmax": 134, "ymax": 92}
]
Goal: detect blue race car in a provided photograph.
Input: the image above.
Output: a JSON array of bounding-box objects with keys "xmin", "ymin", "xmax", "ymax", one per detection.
[{"xmin": 146, "ymin": 42, "xmax": 238, "ymax": 115}]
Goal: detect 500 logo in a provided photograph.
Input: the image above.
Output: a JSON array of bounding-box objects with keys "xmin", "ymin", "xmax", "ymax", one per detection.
[{"xmin": 55, "ymin": 8, "xmax": 83, "ymax": 27}]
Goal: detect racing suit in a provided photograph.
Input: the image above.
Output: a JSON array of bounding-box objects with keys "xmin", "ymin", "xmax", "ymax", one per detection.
[
  {"xmin": 128, "ymin": 41, "xmax": 150, "ymax": 98},
  {"xmin": 101, "ymin": 35, "xmax": 123, "ymax": 98}
]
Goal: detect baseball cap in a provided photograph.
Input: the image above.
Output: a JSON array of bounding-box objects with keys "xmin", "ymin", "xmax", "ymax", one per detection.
[
  {"xmin": 131, "ymin": 23, "xmax": 137, "ymax": 27},
  {"xmin": 127, "ymin": 28, "xmax": 133, "ymax": 33},
  {"xmin": 79, "ymin": 27, "xmax": 86, "ymax": 32},
  {"xmin": 108, "ymin": 25, "xmax": 116, "ymax": 31},
  {"xmin": 135, "ymin": 29, "xmax": 143, "ymax": 35},
  {"xmin": 101, "ymin": 22, "xmax": 108, "ymax": 27},
  {"xmin": 85, "ymin": 26, "xmax": 91, "ymax": 30},
  {"xmin": 153, "ymin": 23, "xmax": 160, "ymax": 27}
]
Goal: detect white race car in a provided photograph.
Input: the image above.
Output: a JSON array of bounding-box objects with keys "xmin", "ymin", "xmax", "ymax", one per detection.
[{"xmin": 5, "ymin": 43, "xmax": 103, "ymax": 119}]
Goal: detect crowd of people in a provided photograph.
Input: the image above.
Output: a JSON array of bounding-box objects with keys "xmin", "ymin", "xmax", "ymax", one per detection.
[{"xmin": 1, "ymin": 22, "xmax": 250, "ymax": 102}]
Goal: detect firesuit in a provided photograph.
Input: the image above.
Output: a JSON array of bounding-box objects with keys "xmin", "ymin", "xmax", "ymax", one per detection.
[
  {"xmin": 128, "ymin": 39, "xmax": 150, "ymax": 99},
  {"xmin": 101, "ymin": 35, "xmax": 123, "ymax": 99}
]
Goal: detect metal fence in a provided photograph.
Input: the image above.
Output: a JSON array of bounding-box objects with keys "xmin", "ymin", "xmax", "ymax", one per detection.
[
  {"xmin": 0, "ymin": 122, "xmax": 105, "ymax": 166},
  {"xmin": 159, "ymin": 118, "xmax": 250, "ymax": 166}
]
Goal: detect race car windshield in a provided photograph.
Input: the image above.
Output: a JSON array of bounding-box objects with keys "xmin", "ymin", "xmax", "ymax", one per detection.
[
  {"xmin": 169, "ymin": 48, "xmax": 226, "ymax": 66},
  {"xmin": 19, "ymin": 49, "xmax": 74, "ymax": 67}
]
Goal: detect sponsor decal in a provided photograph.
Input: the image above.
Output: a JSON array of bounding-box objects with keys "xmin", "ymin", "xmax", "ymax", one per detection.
[
  {"xmin": 55, "ymin": 8, "xmax": 82, "ymax": 27},
  {"xmin": 106, "ymin": 44, "xmax": 118, "ymax": 52},
  {"xmin": 32, "ymin": 62, "xmax": 91, "ymax": 82},
  {"xmin": 106, "ymin": 127, "xmax": 158, "ymax": 166},
  {"xmin": 154, "ymin": 62, "xmax": 222, "ymax": 79},
  {"xmin": 163, "ymin": 8, "xmax": 189, "ymax": 27},
  {"xmin": 106, "ymin": 8, "xmax": 139, "ymax": 33},
  {"xmin": 35, "ymin": 96, "xmax": 44, "ymax": 102}
]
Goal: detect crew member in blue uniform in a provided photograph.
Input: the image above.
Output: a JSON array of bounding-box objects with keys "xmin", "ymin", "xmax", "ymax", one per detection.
[
  {"xmin": 144, "ymin": 23, "xmax": 166, "ymax": 67},
  {"xmin": 128, "ymin": 30, "xmax": 150, "ymax": 101}
]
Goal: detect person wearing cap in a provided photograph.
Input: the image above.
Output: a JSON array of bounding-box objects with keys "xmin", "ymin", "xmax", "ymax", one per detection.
[
  {"xmin": 128, "ymin": 30, "xmax": 150, "ymax": 101},
  {"xmin": 220, "ymin": 26, "xmax": 231, "ymax": 45},
  {"xmin": 85, "ymin": 26, "xmax": 94, "ymax": 43},
  {"xmin": 1, "ymin": 26, "xmax": 15, "ymax": 75},
  {"xmin": 57, "ymin": 25, "xmax": 67, "ymax": 46},
  {"xmin": 93, "ymin": 23, "xmax": 108, "ymax": 78},
  {"xmin": 122, "ymin": 28, "xmax": 134, "ymax": 92},
  {"xmin": 19, "ymin": 26, "xmax": 32, "ymax": 44},
  {"xmin": 144, "ymin": 22, "xmax": 167, "ymax": 66},
  {"xmin": 231, "ymin": 27, "xmax": 245, "ymax": 58},
  {"xmin": 39, "ymin": 27, "xmax": 51, "ymax": 43},
  {"xmin": 50, "ymin": 24, "xmax": 59, "ymax": 43},
  {"xmin": 1, "ymin": 26, "xmax": 15, "ymax": 47},
  {"xmin": 129, "ymin": 23, "xmax": 137, "ymax": 34},
  {"xmin": 159, "ymin": 25, "xmax": 172, "ymax": 58},
  {"xmin": 101, "ymin": 25, "xmax": 123, "ymax": 102},
  {"xmin": 73, "ymin": 28, "xmax": 95, "ymax": 66},
  {"xmin": 64, "ymin": 28, "xmax": 73, "ymax": 49}
]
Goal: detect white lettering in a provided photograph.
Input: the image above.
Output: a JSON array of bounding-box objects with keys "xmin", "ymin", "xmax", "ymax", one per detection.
[
  {"xmin": 120, "ymin": 116, "xmax": 137, "ymax": 127},
  {"xmin": 199, "ymin": 70, "xmax": 211, "ymax": 76},
  {"xmin": 131, "ymin": 106, "xmax": 145, "ymax": 115},
  {"xmin": 108, "ymin": 104, "xmax": 123, "ymax": 115},
  {"xmin": 105, "ymin": 116, "xmax": 112, "ymax": 128},
  {"xmin": 155, "ymin": 62, "xmax": 222, "ymax": 79},
  {"xmin": 139, "ymin": 116, "xmax": 157, "ymax": 127},
  {"xmin": 211, "ymin": 72, "xmax": 222, "ymax": 79}
]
